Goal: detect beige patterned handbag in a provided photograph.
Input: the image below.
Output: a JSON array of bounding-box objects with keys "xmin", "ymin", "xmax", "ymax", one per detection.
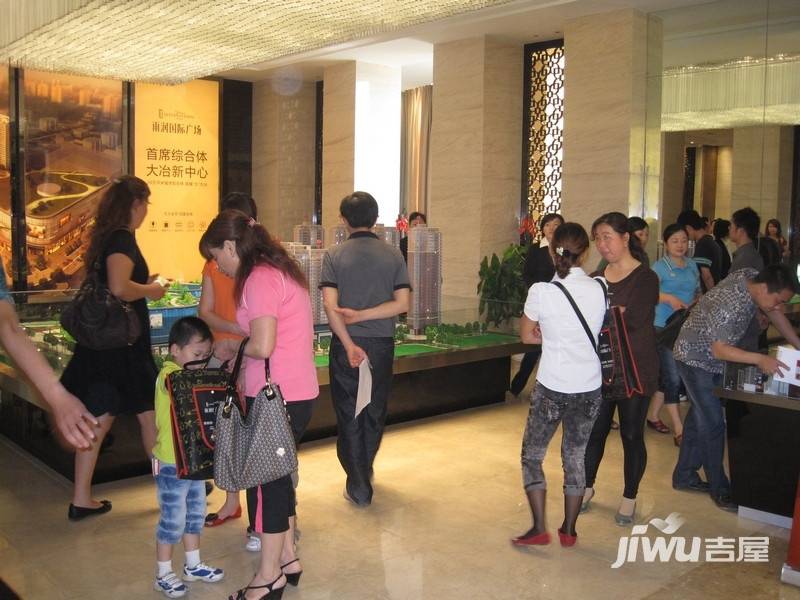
[{"xmin": 213, "ymin": 341, "xmax": 297, "ymax": 492}]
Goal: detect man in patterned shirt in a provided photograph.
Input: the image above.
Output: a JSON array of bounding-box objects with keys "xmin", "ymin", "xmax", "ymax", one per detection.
[{"xmin": 672, "ymin": 264, "xmax": 797, "ymax": 511}]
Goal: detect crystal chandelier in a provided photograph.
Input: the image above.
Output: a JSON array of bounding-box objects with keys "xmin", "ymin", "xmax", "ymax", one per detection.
[{"xmin": 0, "ymin": 0, "xmax": 512, "ymax": 84}]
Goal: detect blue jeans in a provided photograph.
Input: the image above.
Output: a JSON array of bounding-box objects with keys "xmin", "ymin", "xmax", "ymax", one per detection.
[
  {"xmin": 155, "ymin": 464, "xmax": 205, "ymax": 545},
  {"xmin": 672, "ymin": 362, "xmax": 730, "ymax": 496},
  {"xmin": 657, "ymin": 343, "xmax": 682, "ymax": 404}
]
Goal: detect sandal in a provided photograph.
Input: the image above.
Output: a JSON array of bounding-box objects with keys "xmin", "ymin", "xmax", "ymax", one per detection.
[
  {"xmin": 674, "ymin": 434, "xmax": 683, "ymax": 447},
  {"xmin": 281, "ymin": 558, "xmax": 303, "ymax": 586},
  {"xmin": 646, "ymin": 419, "xmax": 670, "ymax": 434},
  {"xmin": 229, "ymin": 573, "xmax": 285, "ymax": 600}
]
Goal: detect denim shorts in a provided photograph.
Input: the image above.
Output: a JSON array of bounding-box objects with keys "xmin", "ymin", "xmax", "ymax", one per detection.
[{"xmin": 155, "ymin": 463, "xmax": 205, "ymax": 545}]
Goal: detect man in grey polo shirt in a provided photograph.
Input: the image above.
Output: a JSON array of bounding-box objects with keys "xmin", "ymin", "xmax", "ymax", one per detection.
[{"xmin": 320, "ymin": 191, "xmax": 410, "ymax": 506}]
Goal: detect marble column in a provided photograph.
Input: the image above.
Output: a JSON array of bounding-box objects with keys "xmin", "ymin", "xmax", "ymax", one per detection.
[
  {"xmin": 321, "ymin": 62, "xmax": 402, "ymax": 229},
  {"xmin": 732, "ymin": 125, "xmax": 794, "ymax": 226},
  {"xmin": 321, "ymin": 62, "xmax": 356, "ymax": 230},
  {"xmin": 660, "ymin": 132, "xmax": 686, "ymax": 224},
  {"xmin": 252, "ymin": 79, "xmax": 316, "ymax": 241},
  {"xmin": 562, "ymin": 9, "xmax": 663, "ymax": 251},
  {"xmin": 428, "ymin": 36, "xmax": 522, "ymax": 303}
]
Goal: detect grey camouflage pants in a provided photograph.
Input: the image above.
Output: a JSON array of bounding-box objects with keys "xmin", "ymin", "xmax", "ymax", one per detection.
[{"xmin": 521, "ymin": 382, "xmax": 602, "ymax": 496}]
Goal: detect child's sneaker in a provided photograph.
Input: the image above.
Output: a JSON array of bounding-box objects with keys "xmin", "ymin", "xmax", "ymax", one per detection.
[
  {"xmin": 154, "ymin": 572, "xmax": 188, "ymax": 598},
  {"xmin": 182, "ymin": 562, "xmax": 224, "ymax": 583},
  {"xmin": 246, "ymin": 527, "xmax": 261, "ymax": 552}
]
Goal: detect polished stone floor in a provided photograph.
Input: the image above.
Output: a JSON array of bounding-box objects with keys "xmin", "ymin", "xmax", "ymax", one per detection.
[{"xmin": 1, "ymin": 386, "xmax": 799, "ymax": 599}]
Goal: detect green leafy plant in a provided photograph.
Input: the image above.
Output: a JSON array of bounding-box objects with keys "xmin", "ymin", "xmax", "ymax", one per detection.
[{"xmin": 477, "ymin": 244, "xmax": 527, "ymax": 327}]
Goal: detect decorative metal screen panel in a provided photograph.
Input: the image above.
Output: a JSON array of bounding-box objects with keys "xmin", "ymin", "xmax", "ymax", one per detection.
[{"xmin": 524, "ymin": 42, "xmax": 564, "ymax": 233}]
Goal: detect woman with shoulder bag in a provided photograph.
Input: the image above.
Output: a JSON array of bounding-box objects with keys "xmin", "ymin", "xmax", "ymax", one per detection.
[
  {"xmin": 582, "ymin": 212, "xmax": 659, "ymax": 526},
  {"xmin": 201, "ymin": 211, "xmax": 319, "ymax": 600},
  {"xmin": 61, "ymin": 176, "xmax": 168, "ymax": 520},
  {"xmin": 646, "ymin": 224, "xmax": 700, "ymax": 446},
  {"xmin": 512, "ymin": 223, "xmax": 606, "ymax": 548},
  {"xmin": 199, "ymin": 194, "xmax": 253, "ymax": 530}
]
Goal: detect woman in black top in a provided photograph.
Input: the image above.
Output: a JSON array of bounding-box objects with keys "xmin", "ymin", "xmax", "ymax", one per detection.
[
  {"xmin": 510, "ymin": 213, "xmax": 564, "ymax": 397},
  {"xmin": 62, "ymin": 176, "xmax": 167, "ymax": 520},
  {"xmin": 583, "ymin": 212, "xmax": 659, "ymax": 526}
]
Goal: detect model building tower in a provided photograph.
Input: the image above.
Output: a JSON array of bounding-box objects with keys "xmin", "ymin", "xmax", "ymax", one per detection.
[
  {"xmin": 328, "ymin": 223, "xmax": 348, "ymax": 247},
  {"xmin": 282, "ymin": 242, "xmax": 328, "ymax": 325},
  {"xmin": 407, "ymin": 225, "xmax": 442, "ymax": 333},
  {"xmin": 308, "ymin": 248, "xmax": 328, "ymax": 325},
  {"xmin": 382, "ymin": 225, "xmax": 401, "ymax": 249},
  {"xmin": 372, "ymin": 224, "xmax": 400, "ymax": 250},
  {"xmin": 293, "ymin": 222, "xmax": 325, "ymax": 248}
]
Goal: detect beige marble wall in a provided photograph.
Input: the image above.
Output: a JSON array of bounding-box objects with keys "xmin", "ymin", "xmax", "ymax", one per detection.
[
  {"xmin": 732, "ymin": 125, "xmax": 794, "ymax": 226},
  {"xmin": 252, "ymin": 80, "xmax": 316, "ymax": 241},
  {"xmin": 715, "ymin": 146, "xmax": 733, "ymax": 219},
  {"xmin": 562, "ymin": 9, "xmax": 662, "ymax": 255},
  {"xmin": 322, "ymin": 62, "xmax": 357, "ymax": 229},
  {"xmin": 660, "ymin": 132, "xmax": 685, "ymax": 224},
  {"xmin": 429, "ymin": 36, "xmax": 522, "ymax": 303}
]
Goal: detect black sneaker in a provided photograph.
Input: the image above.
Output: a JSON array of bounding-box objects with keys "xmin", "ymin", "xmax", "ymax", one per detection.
[
  {"xmin": 711, "ymin": 492, "xmax": 738, "ymax": 512},
  {"xmin": 673, "ymin": 480, "xmax": 710, "ymax": 493}
]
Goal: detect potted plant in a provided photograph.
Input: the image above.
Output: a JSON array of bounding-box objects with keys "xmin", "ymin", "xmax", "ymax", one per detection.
[{"xmin": 477, "ymin": 243, "xmax": 528, "ymax": 328}]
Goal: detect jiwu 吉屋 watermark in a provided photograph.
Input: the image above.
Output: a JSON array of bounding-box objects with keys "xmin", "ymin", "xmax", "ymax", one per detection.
[{"xmin": 611, "ymin": 512, "xmax": 769, "ymax": 569}]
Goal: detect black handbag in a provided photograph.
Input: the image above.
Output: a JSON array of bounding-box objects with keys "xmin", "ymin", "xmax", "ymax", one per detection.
[
  {"xmin": 60, "ymin": 257, "xmax": 141, "ymax": 350},
  {"xmin": 214, "ymin": 348, "xmax": 297, "ymax": 492},
  {"xmin": 656, "ymin": 307, "xmax": 691, "ymax": 350},
  {"xmin": 165, "ymin": 345, "xmax": 246, "ymax": 480}
]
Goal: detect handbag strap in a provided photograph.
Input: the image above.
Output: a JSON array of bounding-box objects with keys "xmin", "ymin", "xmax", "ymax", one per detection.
[
  {"xmin": 263, "ymin": 358, "xmax": 280, "ymax": 401},
  {"xmin": 551, "ymin": 281, "xmax": 598, "ymax": 354},
  {"xmin": 221, "ymin": 338, "xmax": 249, "ymax": 416}
]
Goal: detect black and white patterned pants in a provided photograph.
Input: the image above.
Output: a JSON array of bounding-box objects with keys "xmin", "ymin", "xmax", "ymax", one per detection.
[{"xmin": 521, "ymin": 382, "xmax": 602, "ymax": 496}]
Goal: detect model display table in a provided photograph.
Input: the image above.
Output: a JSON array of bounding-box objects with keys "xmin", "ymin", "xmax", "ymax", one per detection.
[
  {"xmin": 717, "ymin": 363, "xmax": 800, "ymax": 525},
  {"xmin": 0, "ymin": 309, "xmax": 525, "ymax": 482}
]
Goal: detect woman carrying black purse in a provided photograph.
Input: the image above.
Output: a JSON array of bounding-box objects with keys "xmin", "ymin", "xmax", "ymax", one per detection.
[
  {"xmin": 201, "ymin": 211, "xmax": 319, "ymax": 600},
  {"xmin": 61, "ymin": 176, "xmax": 168, "ymax": 521},
  {"xmin": 582, "ymin": 213, "xmax": 659, "ymax": 526}
]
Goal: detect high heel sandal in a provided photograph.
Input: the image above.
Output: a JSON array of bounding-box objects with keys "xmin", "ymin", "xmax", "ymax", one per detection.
[
  {"xmin": 229, "ymin": 572, "xmax": 285, "ymax": 600},
  {"xmin": 281, "ymin": 558, "xmax": 303, "ymax": 586}
]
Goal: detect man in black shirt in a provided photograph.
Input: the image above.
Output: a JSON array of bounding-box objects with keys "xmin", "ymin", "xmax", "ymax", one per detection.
[{"xmin": 685, "ymin": 214, "xmax": 721, "ymax": 292}]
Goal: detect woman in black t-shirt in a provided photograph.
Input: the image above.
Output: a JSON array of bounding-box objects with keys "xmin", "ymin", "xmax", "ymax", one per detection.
[{"xmin": 61, "ymin": 176, "xmax": 168, "ymax": 520}]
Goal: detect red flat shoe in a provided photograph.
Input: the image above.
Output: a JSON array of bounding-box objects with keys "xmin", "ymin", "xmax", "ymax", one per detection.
[
  {"xmin": 558, "ymin": 528, "xmax": 577, "ymax": 547},
  {"xmin": 511, "ymin": 530, "xmax": 551, "ymax": 546},
  {"xmin": 205, "ymin": 506, "xmax": 242, "ymax": 527},
  {"xmin": 646, "ymin": 419, "xmax": 670, "ymax": 434}
]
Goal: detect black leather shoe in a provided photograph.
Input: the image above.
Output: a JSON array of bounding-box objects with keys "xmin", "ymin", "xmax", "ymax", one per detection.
[
  {"xmin": 711, "ymin": 493, "xmax": 738, "ymax": 512},
  {"xmin": 673, "ymin": 480, "xmax": 710, "ymax": 493},
  {"xmin": 68, "ymin": 500, "xmax": 111, "ymax": 521}
]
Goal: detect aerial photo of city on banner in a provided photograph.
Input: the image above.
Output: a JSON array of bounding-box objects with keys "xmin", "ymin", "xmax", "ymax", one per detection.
[{"xmin": 0, "ymin": 70, "xmax": 122, "ymax": 290}]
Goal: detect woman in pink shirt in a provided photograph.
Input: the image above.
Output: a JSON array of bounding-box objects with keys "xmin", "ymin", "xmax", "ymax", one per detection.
[{"xmin": 201, "ymin": 210, "xmax": 319, "ymax": 600}]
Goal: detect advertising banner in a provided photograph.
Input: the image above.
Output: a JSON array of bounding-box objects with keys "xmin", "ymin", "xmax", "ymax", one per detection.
[{"xmin": 134, "ymin": 79, "xmax": 219, "ymax": 282}]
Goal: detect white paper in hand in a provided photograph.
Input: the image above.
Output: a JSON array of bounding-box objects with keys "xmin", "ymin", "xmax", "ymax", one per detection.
[{"xmin": 355, "ymin": 357, "xmax": 373, "ymax": 419}]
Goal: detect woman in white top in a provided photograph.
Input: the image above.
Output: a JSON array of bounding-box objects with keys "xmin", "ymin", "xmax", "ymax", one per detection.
[{"xmin": 512, "ymin": 222, "xmax": 606, "ymax": 548}]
